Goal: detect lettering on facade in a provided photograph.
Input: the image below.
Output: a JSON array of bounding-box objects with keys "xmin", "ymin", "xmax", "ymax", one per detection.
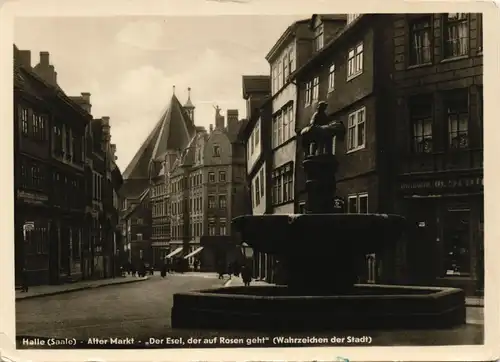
[
  {"xmin": 17, "ymin": 190, "xmax": 48, "ymax": 204},
  {"xmin": 400, "ymin": 176, "xmax": 483, "ymax": 191}
]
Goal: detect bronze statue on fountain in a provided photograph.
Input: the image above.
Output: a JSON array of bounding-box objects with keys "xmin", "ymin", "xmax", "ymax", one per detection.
[{"xmin": 170, "ymin": 100, "xmax": 466, "ymax": 331}]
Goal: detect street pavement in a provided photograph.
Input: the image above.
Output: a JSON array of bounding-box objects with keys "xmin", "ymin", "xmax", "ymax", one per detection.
[
  {"xmin": 16, "ymin": 272, "xmax": 227, "ymax": 341},
  {"xmin": 15, "ymin": 272, "xmax": 483, "ymax": 346}
]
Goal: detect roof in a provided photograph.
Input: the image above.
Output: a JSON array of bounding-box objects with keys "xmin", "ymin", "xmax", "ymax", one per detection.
[
  {"xmin": 123, "ymin": 188, "xmax": 149, "ymax": 219},
  {"xmin": 265, "ymin": 19, "xmax": 309, "ymax": 62},
  {"xmin": 13, "ymin": 44, "xmax": 91, "ymax": 120},
  {"xmin": 309, "ymin": 14, "xmax": 347, "ymax": 29},
  {"xmin": 242, "ymin": 75, "xmax": 271, "ymax": 99},
  {"xmin": 122, "ymin": 93, "xmax": 196, "ymax": 180},
  {"xmin": 291, "ymin": 14, "xmax": 369, "ymax": 80}
]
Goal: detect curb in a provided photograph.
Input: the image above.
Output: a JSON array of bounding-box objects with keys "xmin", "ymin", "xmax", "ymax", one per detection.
[{"xmin": 15, "ymin": 277, "xmax": 149, "ymax": 301}]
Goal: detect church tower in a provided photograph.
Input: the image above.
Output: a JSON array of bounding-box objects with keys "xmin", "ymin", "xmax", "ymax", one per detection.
[{"xmin": 183, "ymin": 87, "xmax": 195, "ymax": 123}]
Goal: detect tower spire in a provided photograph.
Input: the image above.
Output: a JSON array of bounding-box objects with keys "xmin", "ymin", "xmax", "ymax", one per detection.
[
  {"xmin": 183, "ymin": 86, "xmax": 195, "ymax": 122},
  {"xmin": 173, "ymin": 85, "xmax": 175, "ymax": 95},
  {"xmin": 187, "ymin": 87, "xmax": 192, "ymax": 101}
]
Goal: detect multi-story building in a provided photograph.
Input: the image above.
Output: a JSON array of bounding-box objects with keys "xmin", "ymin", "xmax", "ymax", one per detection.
[
  {"xmin": 14, "ymin": 46, "xmax": 123, "ymax": 286},
  {"xmin": 120, "ymin": 87, "xmax": 196, "ymax": 266},
  {"xmin": 291, "ymin": 14, "xmax": 396, "ymax": 284},
  {"xmin": 240, "ymin": 75, "xmax": 273, "ymax": 280},
  {"xmin": 167, "ymin": 107, "xmax": 247, "ymax": 272},
  {"xmin": 391, "ymin": 13, "xmax": 483, "ymax": 295},
  {"xmin": 122, "ymin": 188, "xmax": 152, "ymax": 267}
]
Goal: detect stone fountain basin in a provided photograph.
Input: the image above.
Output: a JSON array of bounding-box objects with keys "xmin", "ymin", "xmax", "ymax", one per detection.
[
  {"xmin": 231, "ymin": 213, "xmax": 407, "ymax": 255},
  {"xmin": 171, "ymin": 284, "xmax": 466, "ymax": 330}
]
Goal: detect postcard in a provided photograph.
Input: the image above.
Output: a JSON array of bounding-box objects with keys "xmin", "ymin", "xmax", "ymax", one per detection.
[{"xmin": 0, "ymin": 0, "xmax": 498, "ymax": 361}]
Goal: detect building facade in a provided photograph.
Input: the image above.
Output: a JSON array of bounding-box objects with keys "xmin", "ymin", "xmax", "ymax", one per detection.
[
  {"xmin": 240, "ymin": 75, "xmax": 273, "ymax": 281},
  {"xmin": 391, "ymin": 13, "xmax": 483, "ymax": 295},
  {"xmin": 292, "ymin": 14, "xmax": 396, "ymax": 284},
  {"xmin": 167, "ymin": 107, "xmax": 247, "ymax": 272},
  {"xmin": 14, "ymin": 47, "xmax": 122, "ymax": 286}
]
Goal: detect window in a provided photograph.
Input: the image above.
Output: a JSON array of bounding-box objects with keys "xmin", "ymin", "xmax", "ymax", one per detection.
[
  {"xmin": 139, "ymin": 249, "xmax": 144, "ymax": 259},
  {"xmin": 208, "ymin": 172, "xmax": 215, "ymax": 183},
  {"xmin": 347, "ymin": 14, "xmax": 361, "ymax": 24},
  {"xmin": 347, "ymin": 193, "xmax": 368, "ymax": 214},
  {"xmin": 298, "ymin": 202, "xmax": 306, "ymax": 214},
  {"xmin": 347, "ymin": 107, "xmax": 366, "ymax": 152},
  {"xmin": 331, "ymin": 136, "xmax": 337, "ymax": 155},
  {"xmin": 218, "ymin": 194, "xmax": 227, "ymax": 208},
  {"xmin": 136, "ymin": 218, "xmax": 143, "ymax": 225},
  {"xmin": 283, "ymin": 57, "xmax": 288, "ymax": 84},
  {"xmin": 287, "ymin": 49, "xmax": 294, "ymax": 74},
  {"xmin": 305, "ymin": 81, "xmax": 312, "ymax": 106},
  {"xmin": 478, "ymin": 13, "xmax": 483, "ymax": 53},
  {"xmin": 347, "ymin": 43, "xmax": 364, "ymax": 79},
  {"xmin": 219, "ymin": 171, "xmax": 226, "ymax": 182},
  {"xmin": 272, "ymin": 66, "xmax": 277, "ymax": 94},
  {"xmin": 208, "ymin": 224, "xmax": 216, "ymax": 236},
  {"xmin": 328, "ymin": 64, "xmax": 335, "ymax": 92},
  {"xmin": 445, "ymin": 89, "xmax": 469, "ymax": 149},
  {"xmin": 213, "ymin": 145, "xmax": 221, "ymax": 157},
  {"xmin": 277, "ymin": 60, "xmax": 283, "ymax": 91},
  {"xmin": 272, "ymin": 117, "xmax": 278, "ymax": 148},
  {"xmin": 259, "ymin": 168, "xmax": 265, "ymax": 199},
  {"xmin": 287, "ymin": 104, "xmax": 295, "ymax": 139},
  {"xmin": 409, "ymin": 95, "xmax": 433, "ymax": 153},
  {"xmin": 20, "ymin": 108, "xmax": 29, "ymax": 136},
  {"xmin": 255, "ymin": 122, "xmax": 260, "ymax": 147},
  {"xmin": 208, "ymin": 195, "xmax": 216, "ymax": 209},
  {"xmin": 444, "ymin": 13, "xmax": 469, "ymax": 58},
  {"xmin": 254, "ymin": 175, "xmax": 261, "ymax": 206},
  {"xmin": 277, "ymin": 113, "xmax": 283, "ymax": 145},
  {"xmin": 271, "ymin": 163, "xmax": 294, "ymax": 205},
  {"xmin": 312, "ymin": 77, "xmax": 319, "ymax": 103},
  {"xmin": 219, "ymin": 222, "xmax": 227, "ymax": 236},
  {"xmin": 136, "ymin": 233, "xmax": 143, "ymax": 241},
  {"xmin": 314, "ymin": 23, "xmax": 324, "ymax": 51},
  {"xmin": 409, "ymin": 16, "xmax": 432, "ymax": 65}
]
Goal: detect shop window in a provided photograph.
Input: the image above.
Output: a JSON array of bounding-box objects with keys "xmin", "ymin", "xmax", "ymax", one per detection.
[
  {"xmin": 347, "ymin": 193, "xmax": 368, "ymax": 214},
  {"xmin": 443, "ymin": 208, "xmax": 471, "ymax": 276}
]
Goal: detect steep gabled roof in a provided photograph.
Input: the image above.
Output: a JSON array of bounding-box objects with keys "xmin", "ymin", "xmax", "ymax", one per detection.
[{"xmin": 122, "ymin": 93, "xmax": 196, "ymax": 180}]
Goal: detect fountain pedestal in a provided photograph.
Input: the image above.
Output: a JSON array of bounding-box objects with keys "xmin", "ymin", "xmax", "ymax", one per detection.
[{"xmin": 171, "ymin": 101, "xmax": 466, "ymax": 331}]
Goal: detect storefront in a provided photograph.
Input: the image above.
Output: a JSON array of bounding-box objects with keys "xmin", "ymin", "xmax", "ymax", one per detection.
[{"xmin": 397, "ymin": 172, "xmax": 484, "ymax": 295}]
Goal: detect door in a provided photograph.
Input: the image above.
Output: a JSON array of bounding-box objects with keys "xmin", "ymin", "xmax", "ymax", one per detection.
[{"xmin": 442, "ymin": 207, "xmax": 471, "ymax": 277}]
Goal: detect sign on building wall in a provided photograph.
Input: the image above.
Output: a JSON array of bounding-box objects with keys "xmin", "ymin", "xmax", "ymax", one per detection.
[{"xmin": 399, "ymin": 175, "xmax": 483, "ymax": 193}]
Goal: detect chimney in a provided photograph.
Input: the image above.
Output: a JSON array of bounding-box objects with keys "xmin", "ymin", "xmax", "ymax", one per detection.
[
  {"xmin": 79, "ymin": 92, "xmax": 92, "ymax": 114},
  {"xmin": 40, "ymin": 51, "xmax": 49, "ymax": 66},
  {"xmin": 209, "ymin": 124, "xmax": 214, "ymax": 133},
  {"xmin": 101, "ymin": 116, "xmax": 111, "ymax": 142},
  {"xmin": 227, "ymin": 109, "xmax": 239, "ymax": 133},
  {"xmin": 110, "ymin": 144, "xmax": 117, "ymax": 161},
  {"xmin": 33, "ymin": 51, "xmax": 58, "ymax": 86},
  {"xmin": 19, "ymin": 50, "xmax": 31, "ymax": 69}
]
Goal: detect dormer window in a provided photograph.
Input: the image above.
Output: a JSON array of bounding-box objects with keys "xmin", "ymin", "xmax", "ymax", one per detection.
[
  {"xmin": 314, "ymin": 23, "xmax": 324, "ymax": 51},
  {"xmin": 213, "ymin": 144, "xmax": 221, "ymax": 157}
]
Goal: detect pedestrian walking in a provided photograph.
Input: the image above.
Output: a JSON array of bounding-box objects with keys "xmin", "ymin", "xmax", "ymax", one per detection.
[
  {"xmin": 20, "ymin": 267, "xmax": 29, "ymax": 292},
  {"xmin": 241, "ymin": 265, "xmax": 252, "ymax": 287},
  {"xmin": 161, "ymin": 264, "xmax": 167, "ymax": 278}
]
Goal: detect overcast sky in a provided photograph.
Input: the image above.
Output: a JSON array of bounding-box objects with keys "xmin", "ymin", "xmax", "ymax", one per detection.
[{"xmin": 14, "ymin": 15, "xmax": 307, "ymax": 170}]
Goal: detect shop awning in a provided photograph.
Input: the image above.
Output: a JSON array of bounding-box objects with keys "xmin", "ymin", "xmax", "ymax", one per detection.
[
  {"xmin": 184, "ymin": 247, "xmax": 204, "ymax": 259},
  {"xmin": 165, "ymin": 247, "xmax": 183, "ymax": 259}
]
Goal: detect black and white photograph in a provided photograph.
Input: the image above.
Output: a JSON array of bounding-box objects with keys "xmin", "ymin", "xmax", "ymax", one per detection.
[{"xmin": 1, "ymin": 0, "xmax": 498, "ymax": 360}]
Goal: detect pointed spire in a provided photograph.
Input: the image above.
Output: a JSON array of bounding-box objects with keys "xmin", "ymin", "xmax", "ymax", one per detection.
[
  {"xmin": 184, "ymin": 87, "xmax": 195, "ymax": 109},
  {"xmin": 173, "ymin": 85, "xmax": 176, "ymax": 95}
]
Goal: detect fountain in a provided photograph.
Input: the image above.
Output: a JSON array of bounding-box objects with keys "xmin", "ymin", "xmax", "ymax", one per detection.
[{"xmin": 171, "ymin": 102, "xmax": 466, "ymax": 331}]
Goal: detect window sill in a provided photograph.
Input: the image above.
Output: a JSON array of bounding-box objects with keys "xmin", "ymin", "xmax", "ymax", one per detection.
[
  {"xmin": 272, "ymin": 199, "xmax": 294, "ymax": 208},
  {"xmin": 407, "ymin": 62, "xmax": 433, "ymax": 70},
  {"xmin": 347, "ymin": 72, "xmax": 363, "ymax": 82},
  {"xmin": 346, "ymin": 145, "xmax": 366, "ymax": 154},
  {"xmin": 440, "ymin": 55, "xmax": 469, "ymax": 63}
]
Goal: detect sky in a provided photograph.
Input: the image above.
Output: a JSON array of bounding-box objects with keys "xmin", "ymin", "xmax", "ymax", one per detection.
[{"xmin": 14, "ymin": 15, "xmax": 307, "ymax": 171}]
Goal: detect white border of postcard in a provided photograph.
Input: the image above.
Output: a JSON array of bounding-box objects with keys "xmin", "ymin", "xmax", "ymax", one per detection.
[{"xmin": 1, "ymin": 0, "xmax": 499, "ymax": 361}]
